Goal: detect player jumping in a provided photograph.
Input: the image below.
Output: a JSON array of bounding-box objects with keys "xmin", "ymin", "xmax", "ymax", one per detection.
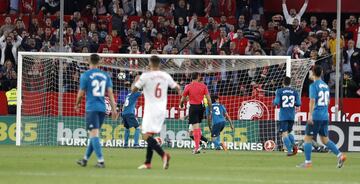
[
  {"xmin": 180, "ymin": 72, "xmax": 212, "ymax": 154},
  {"xmin": 133, "ymin": 55, "xmax": 181, "ymax": 170},
  {"xmin": 297, "ymin": 65, "xmax": 346, "ymax": 168},
  {"xmin": 273, "ymin": 76, "xmax": 301, "ymax": 156},
  {"xmin": 75, "ymin": 54, "xmax": 117, "ymax": 168},
  {"xmin": 207, "ymin": 95, "xmax": 234, "ymax": 151},
  {"xmin": 121, "ymin": 81, "xmax": 142, "ymax": 148}
]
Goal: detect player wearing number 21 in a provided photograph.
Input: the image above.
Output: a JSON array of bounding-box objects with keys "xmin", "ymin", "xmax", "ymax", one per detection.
[
  {"xmin": 297, "ymin": 65, "xmax": 346, "ymax": 168},
  {"xmin": 132, "ymin": 55, "xmax": 181, "ymax": 170},
  {"xmin": 75, "ymin": 54, "xmax": 117, "ymax": 168},
  {"xmin": 273, "ymin": 76, "xmax": 301, "ymax": 157}
]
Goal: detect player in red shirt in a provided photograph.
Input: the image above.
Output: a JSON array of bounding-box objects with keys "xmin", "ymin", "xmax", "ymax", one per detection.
[{"xmin": 180, "ymin": 72, "xmax": 212, "ymax": 154}]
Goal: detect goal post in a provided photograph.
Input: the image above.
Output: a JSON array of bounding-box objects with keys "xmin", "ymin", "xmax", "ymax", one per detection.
[{"xmin": 16, "ymin": 52, "xmax": 312, "ymax": 150}]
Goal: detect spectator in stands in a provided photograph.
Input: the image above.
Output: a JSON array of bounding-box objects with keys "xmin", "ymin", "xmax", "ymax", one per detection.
[
  {"xmin": 320, "ymin": 19, "xmax": 330, "ymax": 32},
  {"xmin": 263, "ymin": 22, "xmax": 278, "ymax": 53},
  {"xmin": 343, "ymin": 40, "xmax": 357, "ymax": 76},
  {"xmin": 327, "ymin": 30, "xmax": 344, "ymax": 65},
  {"xmin": 243, "ymin": 19, "xmax": 261, "ymax": 42},
  {"xmin": 276, "ymin": 23, "xmax": 290, "ymax": 49},
  {"xmin": 2, "ymin": 60, "xmax": 17, "ymax": 89},
  {"xmin": 96, "ymin": 0, "xmax": 108, "ymax": 15},
  {"xmin": 309, "ymin": 16, "xmax": 320, "ymax": 32},
  {"xmin": 0, "ymin": 16, "xmax": 15, "ymax": 36},
  {"xmin": 29, "ymin": 17, "xmax": 40, "ymax": 36},
  {"xmin": 300, "ymin": 19, "xmax": 311, "ymax": 33},
  {"xmin": 42, "ymin": 0, "xmax": 60, "ymax": 15},
  {"xmin": 136, "ymin": 0, "xmax": 156, "ymax": 15},
  {"xmin": 175, "ymin": 17, "xmax": 188, "ymax": 40},
  {"xmin": 271, "ymin": 41, "xmax": 286, "ymax": 56},
  {"xmin": 68, "ymin": 11, "xmax": 83, "ymax": 31},
  {"xmin": 89, "ymin": 32, "xmax": 100, "ymax": 52},
  {"xmin": 286, "ymin": 18, "xmax": 308, "ymax": 55},
  {"xmin": 236, "ymin": 15, "xmax": 247, "ymax": 31},
  {"xmin": 0, "ymin": 31, "xmax": 22, "ymax": 65},
  {"xmin": 173, "ymin": 0, "xmax": 189, "ymax": 25},
  {"xmin": 163, "ymin": 37, "xmax": 175, "ymax": 54},
  {"xmin": 111, "ymin": 6, "xmax": 126, "ymax": 38},
  {"xmin": 219, "ymin": 0, "xmax": 236, "ymax": 18},
  {"xmin": 74, "ymin": 27, "xmax": 91, "ymax": 52},
  {"xmin": 98, "ymin": 35, "xmax": 118, "ymax": 53},
  {"xmin": 122, "ymin": 0, "xmax": 136, "ymax": 15},
  {"xmin": 232, "ymin": 29, "xmax": 248, "ymax": 55},
  {"xmin": 343, "ymin": 40, "xmax": 360, "ymax": 85},
  {"xmin": 282, "ymin": 0, "xmax": 308, "ymax": 25}
]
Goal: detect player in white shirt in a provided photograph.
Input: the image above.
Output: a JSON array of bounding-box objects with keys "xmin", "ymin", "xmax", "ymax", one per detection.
[{"xmin": 132, "ymin": 55, "xmax": 181, "ymax": 170}]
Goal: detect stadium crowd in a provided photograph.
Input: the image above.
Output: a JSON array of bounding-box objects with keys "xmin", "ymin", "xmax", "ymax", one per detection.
[{"xmin": 0, "ymin": 0, "xmax": 360, "ymax": 98}]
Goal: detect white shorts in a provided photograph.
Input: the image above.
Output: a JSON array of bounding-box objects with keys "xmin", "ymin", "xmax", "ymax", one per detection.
[{"xmin": 141, "ymin": 110, "xmax": 166, "ymax": 134}]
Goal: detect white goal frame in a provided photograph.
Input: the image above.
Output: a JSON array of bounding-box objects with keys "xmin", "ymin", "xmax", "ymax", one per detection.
[{"xmin": 16, "ymin": 52, "xmax": 291, "ymax": 146}]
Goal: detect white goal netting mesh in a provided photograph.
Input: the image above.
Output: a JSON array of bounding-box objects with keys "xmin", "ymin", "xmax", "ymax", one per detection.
[{"xmin": 17, "ymin": 53, "xmax": 312, "ymax": 150}]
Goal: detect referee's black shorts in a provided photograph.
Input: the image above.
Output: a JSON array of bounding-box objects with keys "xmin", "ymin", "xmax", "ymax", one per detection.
[{"xmin": 188, "ymin": 104, "xmax": 204, "ymax": 125}]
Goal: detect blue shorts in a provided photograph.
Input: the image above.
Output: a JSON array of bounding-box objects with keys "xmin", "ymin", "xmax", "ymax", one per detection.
[
  {"xmin": 86, "ymin": 111, "xmax": 106, "ymax": 130},
  {"xmin": 278, "ymin": 120, "xmax": 294, "ymax": 133},
  {"xmin": 122, "ymin": 114, "xmax": 139, "ymax": 129},
  {"xmin": 305, "ymin": 120, "xmax": 329, "ymax": 137},
  {"xmin": 211, "ymin": 122, "xmax": 225, "ymax": 137}
]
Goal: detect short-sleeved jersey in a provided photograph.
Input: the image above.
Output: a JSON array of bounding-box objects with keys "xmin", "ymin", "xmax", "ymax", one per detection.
[
  {"xmin": 134, "ymin": 71, "xmax": 177, "ymax": 115},
  {"xmin": 206, "ymin": 102, "xmax": 227, "ymax": 124},
  {"xmin": 80, "ymin": 68, "xmax": 113, "ymax": 112},
  {"xmin": 122, "ymin": 91, "xmax": 141, "ymax": 115},
  {"xmin": 183, "ymin": 81, "xmax": 209, "ymax": 105},
  {"xmin": 117, "ymin": 88, "xmax": 130, "ymax": 106},
  {"xmin": 309, "ymin": 79, "xmax": 330, "ymax": 120},
  {"xmin": 273, "ymin": 86, "xmax": 301, "ymax": 121}
]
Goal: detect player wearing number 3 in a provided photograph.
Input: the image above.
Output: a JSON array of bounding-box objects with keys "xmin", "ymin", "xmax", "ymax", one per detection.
[
  {"xmin": 297, "ymin": 65, "xmax": 346, "ymax": 168},
  {"xmin": 75, "ymin": 54, "xmax": 117, "ymax": 168},
  {"xmin": 273, "ymin": 76, "xmax": 301, "ymax": 156},
  {"xmin": 133, "ymin": 56, "xmax": 181, "ymax": 169}
]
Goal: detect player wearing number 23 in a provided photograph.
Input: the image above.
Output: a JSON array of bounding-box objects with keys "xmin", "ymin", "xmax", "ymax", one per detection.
[{"xmin": 273, "ymin": 77, "xmax": 300, "ymax": 156}]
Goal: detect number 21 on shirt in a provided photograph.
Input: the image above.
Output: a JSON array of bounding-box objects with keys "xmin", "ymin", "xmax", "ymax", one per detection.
[{"xmin": 92, "ymin": 79, "xmax": 106, "ymax": 97}]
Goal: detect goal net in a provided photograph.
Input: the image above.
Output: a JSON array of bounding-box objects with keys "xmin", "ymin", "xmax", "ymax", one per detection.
[{"xmin": 16, "ymin": 52, "xmax": 312, "ymax": 150}]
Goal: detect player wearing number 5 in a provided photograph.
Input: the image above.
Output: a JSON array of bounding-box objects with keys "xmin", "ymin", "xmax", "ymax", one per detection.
[
  {"xmin": 273, "ymin": 76, "xmax": 301, "ymax": 156},
  {"xmin": 75, "ymin": 54, "xmax": 117, "ymax": 168},
  {"xmin": 297, "ymin": 65, "xmax": 346, "ymax": 168}
]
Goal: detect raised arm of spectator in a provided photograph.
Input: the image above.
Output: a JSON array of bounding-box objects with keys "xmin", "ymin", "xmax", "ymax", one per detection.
[
  {"xmin": 298, "ymin": 0, "xmax": 309, "ymax": 18},
  {"xmin": 0, "ymin": 35, "xmax": 5, "ymax": 47},
  {"xmin": 188, "ymin": 15, "xmax": 197, "ymax": 33},
  {"xmin": 14, "ymin": 35, "xmax": 23, "ymax": 48},
  {"xmin": 282, "ymin": 0, "xmax": 291, "ymax": 24}
]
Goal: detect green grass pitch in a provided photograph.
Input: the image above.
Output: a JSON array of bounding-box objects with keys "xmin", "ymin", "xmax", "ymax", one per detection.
[{"xmin": 0, "ymin": 145, "xmax": 359, "ymax": 184}]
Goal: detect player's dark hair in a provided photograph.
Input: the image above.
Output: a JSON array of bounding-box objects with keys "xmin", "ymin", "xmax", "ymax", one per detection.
[
  {"xmin": 212, "ymin": 95, "xmax": 219, "ymax": 103},
  {"xmin": 90, "ymin": 54, "xmax": 100, "ymax": 65},
  {"xmin": 191, "ymin": 72, "xmax": 200, "ymax": 80},
  {"xmin": 313, "ymin": 65, "xmax": 322, "ymax": 77},
  {"xmin": 150, "ymin": 55, "xmax": 160, "ymax": 67},
  {"xmin": 283, "ymin": 77, "xmax": 291, "ymax": 86}
]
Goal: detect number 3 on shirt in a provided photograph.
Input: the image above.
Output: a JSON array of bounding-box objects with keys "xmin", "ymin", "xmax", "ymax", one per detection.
[
  {"xmin": 92, "ymin": 80, "xmax": 106, "ymax": 97},
  {"xmin": 318, "ymin": 91, "xmax": 329, "ymax": 106},
  {"xmin": 155, "ymin": 83, "xmax": 162, "ymax": 98}
]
